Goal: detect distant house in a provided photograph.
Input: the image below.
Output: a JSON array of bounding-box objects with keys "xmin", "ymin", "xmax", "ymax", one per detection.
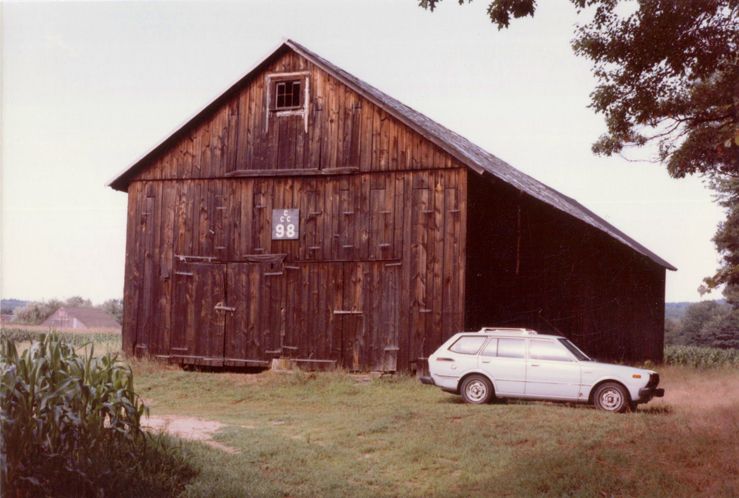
[{"xmin": 42, "ymin": 307, "xmax": 120, "ymax": 330}]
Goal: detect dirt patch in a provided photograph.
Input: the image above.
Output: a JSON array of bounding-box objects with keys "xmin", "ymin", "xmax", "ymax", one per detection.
[{"xmin": 144, "ymin": 415, "xmax": 239, "ymax": 454}]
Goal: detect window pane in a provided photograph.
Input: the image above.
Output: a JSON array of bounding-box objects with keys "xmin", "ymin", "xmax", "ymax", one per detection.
[
  {"xmin": 497, "ymin": 339, "xmax": 525, "ymax": 359},
  {"xmin": 529, "ymin": 340, "xmax": 573, "ymax": 362},
  {"xmin": 449, "ymin": 336, "xmax": 486, "ymax": 355},
  {"xmin": 274, "ymin": 79, "xmax": 302, "ymax": 109},
  {"xmin": 480, "ymin": 339, "xmax": 498, "ymax": 357},
  {"xmin": 291, "ymin": 82, "xmax": 301, "ymax": 106}
]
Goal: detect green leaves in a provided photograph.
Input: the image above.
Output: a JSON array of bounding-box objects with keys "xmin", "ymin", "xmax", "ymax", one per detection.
[
  {"xmin": 0, "ymin": 334, "xmax": 147, "ymax": 496},
  {"xmin": 665, "ymin": 345, "xmax": 739, "ymax": 368}
]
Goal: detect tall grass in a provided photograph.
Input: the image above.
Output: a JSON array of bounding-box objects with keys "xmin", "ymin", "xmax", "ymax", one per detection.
[
  {"xmin": 665, "ymin": 345, "xmax": 739, "ymax": 368},
  {"xmin": 0, "ymin": 334, "xmax": 196, "ymax": 497}
]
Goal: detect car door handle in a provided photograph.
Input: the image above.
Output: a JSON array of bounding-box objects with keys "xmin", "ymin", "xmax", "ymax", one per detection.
[
  {"xmin": 481, "ymin": 360, "xmax": 490, "ymax": 364},
  {"xmin": 530, "ymin": 364, "xmax": 539, "ymax": 367}
]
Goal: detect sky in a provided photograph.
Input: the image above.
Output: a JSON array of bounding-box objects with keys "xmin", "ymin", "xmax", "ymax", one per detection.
[{"xmin": 1, "ymin": 0, "xmax": 725, "ymax": 304}]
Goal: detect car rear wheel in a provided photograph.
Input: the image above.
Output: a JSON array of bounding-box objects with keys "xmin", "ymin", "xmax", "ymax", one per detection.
[
  {"xmin": 460, "ymin": 374, "xmax": 493, "ymax": 404},
  {"xmin": 593, "ymin": 382, "xmax": 631, "ymax": 413}
]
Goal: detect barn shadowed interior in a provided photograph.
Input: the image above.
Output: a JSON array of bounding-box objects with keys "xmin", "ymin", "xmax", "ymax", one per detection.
[{"xmin": 465, "ymin": 173, "xmax": 666, "ymax": 361}]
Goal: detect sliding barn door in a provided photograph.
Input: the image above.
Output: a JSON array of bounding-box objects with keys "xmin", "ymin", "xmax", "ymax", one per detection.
[{"xmin": 170, "ymin": 262, "xmax": 226, "ymax": 364}]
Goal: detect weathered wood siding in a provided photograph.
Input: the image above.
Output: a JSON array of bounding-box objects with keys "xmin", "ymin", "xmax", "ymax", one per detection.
[
  {"xmin": 135, "ymin": 50, "xmax": 456, "ymax": 180},
  {"xmin": 122, "ymin": 48, "xmax": 468, "ymax": 370},
  {"xmin": 124, "ymin": 170, "xmax": 467, "ymax": 370}
]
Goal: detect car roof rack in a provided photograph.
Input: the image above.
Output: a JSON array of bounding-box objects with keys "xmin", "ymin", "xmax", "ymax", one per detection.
[{"xmin": 477, "ymin": 327, "xmax": 538, "ymax": 335}]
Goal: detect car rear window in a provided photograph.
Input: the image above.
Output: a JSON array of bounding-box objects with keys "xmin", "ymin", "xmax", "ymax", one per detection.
[
  {"xmin": 449, "ymin": 336, "xmax": 486, "ymax": 355},
  {"xmin": 497, "ymin": 338, "xmax": 525, "ymax": 359}
]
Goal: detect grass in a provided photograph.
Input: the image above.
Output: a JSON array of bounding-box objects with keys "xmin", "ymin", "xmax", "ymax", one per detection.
[
  {"xmin": 130, "ymin": 362, "xmax": 739, "ymax": 497},
  {"xmin": 5, "ymin": 330, "xmax": 736, "ymax": 496}
]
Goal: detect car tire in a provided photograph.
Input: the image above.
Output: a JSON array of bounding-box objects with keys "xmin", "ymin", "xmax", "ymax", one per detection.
[
  {"xmin": 460, "ymin": 374, "xmax": 494, "ymax": 404},
  {"xmin": 593, "ymin": 382, "xmax": 631, "ymax": 413}
]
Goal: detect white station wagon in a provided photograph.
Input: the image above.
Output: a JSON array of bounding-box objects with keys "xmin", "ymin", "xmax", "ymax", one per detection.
[{"xmin": 420, "ymin": 328, "xmax": 664, "ymax": 412}]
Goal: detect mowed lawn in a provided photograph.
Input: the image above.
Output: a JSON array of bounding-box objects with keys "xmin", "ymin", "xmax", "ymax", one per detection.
[{"xmin": 133, "ymin": 362, "xmax": 739, "ymax": 498}]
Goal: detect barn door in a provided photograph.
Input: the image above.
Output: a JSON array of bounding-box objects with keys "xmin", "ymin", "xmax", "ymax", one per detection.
[
  {"xmin": 378, "ymin": 263, "xmax": 400, "ymax": 372},
  {"xmin": 224, "ymin": 260, "xmax": 285, "ymax": 365},
  {"xmin": 171, "ymin": 262, "xmax": 226, "ymax": 364},
  {"xmin": 330, "ymin": 264, "xmax": 364, "ymax": 371}
]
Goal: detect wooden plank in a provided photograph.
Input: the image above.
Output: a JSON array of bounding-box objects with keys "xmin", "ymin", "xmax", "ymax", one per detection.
[
  {"xmin": 411, "ymin": 181, "xmax": 430, "ymax": 365},
  {"xmin": 224, "ymin": 98, "xmax": 240, "ymax": 173},
  {"xmin": 326, "ymin": 74, "xmax": 339, "ymax": 169},
  {"xmin": 122, "ymin": 183, "xmax": 140, "ymax": 355},
  {"xmin": 359, "ymin": 96, "xmax": 373, "ymax": 172},
  {"xmin": 358, "ymin": 174, "xmax": 370, "ymax": 260},
  {"xmin": 431, "ymin": 172, "xmax": 445, "ymax": 351}
]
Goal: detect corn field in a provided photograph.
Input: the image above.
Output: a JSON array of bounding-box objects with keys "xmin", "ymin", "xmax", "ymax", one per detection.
[
  {"xmin": 0, "ymin": 334, "xmax": 195, "ymax": 497},
  {"xmin": 664, "ymin": 345, "xmax": 739, "ymax": 368},
  {"xmin": 0, "ymin": 327, "xmax": 120, "ymax": 349}
]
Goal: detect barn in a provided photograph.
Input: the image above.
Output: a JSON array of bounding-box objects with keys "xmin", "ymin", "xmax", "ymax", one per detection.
[{"xmin": 109, "ymin": 39, "xmax": 675, "ymax": 372}]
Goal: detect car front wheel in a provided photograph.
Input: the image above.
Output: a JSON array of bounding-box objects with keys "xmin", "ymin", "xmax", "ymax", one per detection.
[
  {"xmin": 593, "ymin": 382, "xmax": 631, "ymax": 413},
  {"xmin": 460, "ymin": 374, "xmax": 494, "ymax": 404}
]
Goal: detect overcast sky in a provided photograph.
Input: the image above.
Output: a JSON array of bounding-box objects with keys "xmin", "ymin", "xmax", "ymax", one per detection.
[{"xmin": 1, "ymin": 0, "xmax": 724, "ymax": 304}]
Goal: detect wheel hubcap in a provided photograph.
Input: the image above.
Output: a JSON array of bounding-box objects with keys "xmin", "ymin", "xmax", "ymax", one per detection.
[
  {"xmin": 600, "ymin": 389, "xmax": 623, "ymax": 410},
  {"xmin": 466, "ymin": 380, "xmax": 487, "ymax": 402}
]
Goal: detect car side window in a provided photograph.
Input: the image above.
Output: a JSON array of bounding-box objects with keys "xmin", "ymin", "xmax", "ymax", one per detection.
[
  {"xmin": 480, "ymin": 338, "xmax": 498, "ymax": 357},
  {"xmin": 497, "ymin": 338, "xmax": 525, "ymax": 359},
  {"xmin": 529, "ymin": 340, "xmax": 574, "ymax": 362},
  {"xmin": 449, "ymin": 336, "xmax": 486, "ymax": 355}
]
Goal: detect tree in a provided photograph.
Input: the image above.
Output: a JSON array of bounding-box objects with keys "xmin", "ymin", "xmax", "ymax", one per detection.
[
  {"xmin": 97, "ymin": 299, "xmax": 123, "ymax": 325},
  {"xmin": 12, "ymin": 299, "xmax": 63, "ymax": 325},
  {"xmin": 64, "ymin": 296, "xmax": 92, "ymax": 308},
  {"xmin": 667, "ymin": 299, "xmax": 737, "ymax": 349},
  {"xmin": 11, "ymin": 297, "xmax": 96, "ymax": 325},
  {"xmin": 701, "ymin": 175, "xmax": 739, "ymax": 302},
  {"xmin": 420, "ymin": 0, "xmax": 738, "ymax": 305}
]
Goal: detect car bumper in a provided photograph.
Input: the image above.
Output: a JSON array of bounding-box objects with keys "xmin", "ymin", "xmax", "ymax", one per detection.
[{"xmin": 637, "ymin": 387, "xmax": 665, "ymax": 403}]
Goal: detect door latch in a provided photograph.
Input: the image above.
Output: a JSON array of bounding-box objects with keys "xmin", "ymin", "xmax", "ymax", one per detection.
[{"xmin": 214, "ymin": 302, "xmax": 236, "ymax": 312}]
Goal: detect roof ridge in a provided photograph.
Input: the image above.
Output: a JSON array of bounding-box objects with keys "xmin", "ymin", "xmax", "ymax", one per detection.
[{"xmin": 285, "ymin": 39, "xmax": 675, "ymax": 271}]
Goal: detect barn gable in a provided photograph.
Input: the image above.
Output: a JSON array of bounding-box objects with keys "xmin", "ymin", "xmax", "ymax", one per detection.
[
  {"xmin": 110, "ymin": 45, "xmax": 461, "ymax": 188},
  {"xmin": 110, "ymin": 39, "xmax": 674, "ymax": 272}
]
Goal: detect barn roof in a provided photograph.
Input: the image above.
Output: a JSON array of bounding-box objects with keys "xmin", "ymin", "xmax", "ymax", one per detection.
[
  {"xmin": 109, "ymin": 39, "xmax": 676, "ymax": 271},
  {"xmin": 43, "ymin": 307, "xmax": 120, "ymax": 329}
]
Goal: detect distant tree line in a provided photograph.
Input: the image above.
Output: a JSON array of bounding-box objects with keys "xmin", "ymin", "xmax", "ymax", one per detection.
[
  {"xmin": 665, "ymin": 300, "xmax": 738, "ymax": 350},
  {"xmin": 9, "ymin": 297, "xmax": 123, "ymax": 325}
]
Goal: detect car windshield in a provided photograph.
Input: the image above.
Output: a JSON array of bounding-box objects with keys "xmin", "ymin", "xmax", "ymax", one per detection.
[{"xmin": 558, "ymin": 338, "xmax": 592, "ymax": 361}]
